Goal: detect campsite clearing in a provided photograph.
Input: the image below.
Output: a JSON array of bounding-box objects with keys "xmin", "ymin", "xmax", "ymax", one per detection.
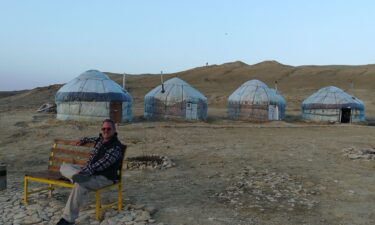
[{"xmin": 1, "ymin": 109, "xmax": 375, "ymax": 224}]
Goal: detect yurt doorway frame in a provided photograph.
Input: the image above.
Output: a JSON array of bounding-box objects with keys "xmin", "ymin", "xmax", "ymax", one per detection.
[
  {"xmin": 268, "ymin": 105, "xmax": 279, "ymax": 120},
  {"xmin": 186, "ymin": 102, "xmax": 198, "ymax": 120},
  {"xmin": 110, "ymin": 102, "xmax": 122, "ymax": 123},
  {"xmin": 341, "ymin": 108, "xmax": 351, "ymax": 123}
]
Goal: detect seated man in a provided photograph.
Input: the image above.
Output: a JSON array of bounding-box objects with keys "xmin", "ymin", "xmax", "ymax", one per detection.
[{"xmin": 57, "ymin": 119, "xmax": 124, "ymax": 225}]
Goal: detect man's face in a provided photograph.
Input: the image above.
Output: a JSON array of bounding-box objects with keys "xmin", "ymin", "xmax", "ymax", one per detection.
[{"xmin": 101, "ymin": 122, "xmax": 115, "ymax": 141}]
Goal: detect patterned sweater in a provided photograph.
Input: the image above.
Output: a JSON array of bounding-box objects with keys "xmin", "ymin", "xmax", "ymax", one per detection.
[{"xmin": 79, "ymin": 133, "xmax": 123, "ymax": 180}]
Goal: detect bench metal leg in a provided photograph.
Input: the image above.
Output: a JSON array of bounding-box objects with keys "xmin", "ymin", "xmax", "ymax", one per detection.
[
  {"xmin": 118, "ymin": 182, "xmax": 122, "ymax": 211},
  {"xmin": 48, "ymin": 184, "xmax": 53, "ymax": 197},
  {"xmin": 95, "ymin": 190, "xmax": 101, "ymax": 220},
  {"xmin": 23, "ymin": 177, "xmax": 28, "ymax": 205}
]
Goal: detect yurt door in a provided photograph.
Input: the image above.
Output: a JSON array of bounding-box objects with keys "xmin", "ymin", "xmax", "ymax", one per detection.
[
  {"xmin": 110, "ymin": 102, "xmax": 122, "ymax": 123},
  {"xmin": 268, "ymin": 105, "xmax": 279, "ymax": 120},
  {"xmin": 341, "ymin": 108, "xmax": 351, "ymax": 123},
  {"xmin": 186, "ymin": 102, "xmax": 198, "ymax": 120}
]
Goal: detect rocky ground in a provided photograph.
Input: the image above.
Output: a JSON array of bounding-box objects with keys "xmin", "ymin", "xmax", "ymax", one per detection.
[
  {"xmin": 0, "ymin": 176, "xmax": 159, "ymax": 225},
  {"xmin": 215, "ymin": 166, "xmax": 321, "ymax": 212},
  {"xmin": 0, "ymin": 154, "xmax": 173, "ymax": 225}
]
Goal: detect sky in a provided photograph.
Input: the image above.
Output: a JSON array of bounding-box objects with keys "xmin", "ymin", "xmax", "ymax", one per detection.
[{"xmin": 1, "ymin": 0, "xmax": 375, "ymax": 91}]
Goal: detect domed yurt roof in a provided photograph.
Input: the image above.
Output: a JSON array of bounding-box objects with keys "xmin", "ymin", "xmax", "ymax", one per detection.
[
  {"xmin": 302, "ymin": 86, "xmax": 364, "ymax": 110},
  {"xmin": 55, "ymin": 70, "xmax": 132, "ymax": 102},
  {"xmin": 145, "ymin": 77, "xmax": 207, "ymax": 105},
  {"xmin": 228, "ymin": 79, "xmax": 282, "ymax": 105}
]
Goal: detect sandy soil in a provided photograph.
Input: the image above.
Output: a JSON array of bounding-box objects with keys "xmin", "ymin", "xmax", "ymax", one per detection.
[{"xmin": 1, "ymin": 61, "xmax": 375, "ymax": 224}]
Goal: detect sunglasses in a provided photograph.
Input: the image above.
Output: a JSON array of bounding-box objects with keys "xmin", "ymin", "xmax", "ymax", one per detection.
[{"xmin": 101, "ymin": 127, "xmax": 112, "ymax": 131}]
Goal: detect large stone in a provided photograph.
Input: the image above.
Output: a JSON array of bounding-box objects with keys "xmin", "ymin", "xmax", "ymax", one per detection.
[
  {"xmin": 13, "ymin": 212, "xmax": 27, "ymax": 220},
  {"xmin": 144, "ymin": 206, "xmax": 157, "ymax": 215},
  {"xmin": 100, "ymin": 220, "xmax": 109, "ymax": 225},
  {"xmin": 119, "ymin": 213, "xmax": 135, "ymax": 222},
  {"xmin": 107, "ymin": 217, "xmax": 118, "ymax": 225},
  {"xmin": 134, "ymin": 211, "xmax": 151, "ymax": 222},
  {"xmin": 22, "ymin": 217, "xmax": 42, "ymax": 224},
  {"xmin": 134, "ymin": 222, "xmax": 146, "ymax": 225}
]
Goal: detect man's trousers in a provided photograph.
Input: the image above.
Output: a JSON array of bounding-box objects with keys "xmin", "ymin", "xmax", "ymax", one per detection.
[{"xmin": 60, "ymin": 163, "xmax": 113, "ymax": 222}]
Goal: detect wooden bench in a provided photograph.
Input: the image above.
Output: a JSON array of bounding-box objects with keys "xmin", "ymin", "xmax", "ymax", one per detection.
[{"xmin": 23, "ymin": 139, "xmax": 127, "ymax": 220}]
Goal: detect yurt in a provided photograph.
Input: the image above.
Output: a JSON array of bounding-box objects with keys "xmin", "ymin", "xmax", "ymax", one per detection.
[
  {"xmin": 302, "ymin": 86, "xmax": 365, "ymax": 123},
  {"xmin": 144, "ymin": 77, "xmax": 207, "ymax": 120},
  {"xmin": 55, "ymin": 70, "xmax": 133, "ymax": 123},
  {"xmin": 227, "ymin": 80, "xmax": 286, "ymax": 121}
]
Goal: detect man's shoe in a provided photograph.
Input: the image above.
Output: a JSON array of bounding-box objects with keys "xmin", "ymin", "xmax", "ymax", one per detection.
[
  {"xmin": 56, "ymin": 218, "xmax": 74, "ymax": 225},
  {"xmin": 72, "ymin": 174, "xmax": 90, "ymax": 183}
]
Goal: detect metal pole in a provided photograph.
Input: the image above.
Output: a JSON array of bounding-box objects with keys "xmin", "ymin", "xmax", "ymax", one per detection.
[
  {"xmin": 161, "ymin": 71, "xmax": 165, "ymax": 93},
  {"xmin": 122, "ymin": 73, "xmax": 126, "ymax": 89},
  {"xmin": 274, "ymin": 81, "xmax": 278, "ymax": 92}
]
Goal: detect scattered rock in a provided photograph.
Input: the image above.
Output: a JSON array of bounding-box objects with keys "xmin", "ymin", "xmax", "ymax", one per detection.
[
  {"xmin": 214, "ymin": 166, "xmax": 319, "ymax": 211},
  {"xmin": 127, "ymin": 155, "xmax": 175, "ymax": 170},
  {"xmin": 342, "ymin": 147, "xmax": 375, "ymax": 160}
]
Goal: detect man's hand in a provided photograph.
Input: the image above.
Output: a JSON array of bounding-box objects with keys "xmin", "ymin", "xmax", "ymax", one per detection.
[
  {"xmin": 75, "ymin": 140, "xmax": 81, "ymax": 146},
  {"xmin": 72, "ymin": 174, "xmax": 90, "ymax": 183}
]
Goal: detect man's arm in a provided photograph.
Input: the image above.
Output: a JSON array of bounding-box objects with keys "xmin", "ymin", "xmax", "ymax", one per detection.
[
  {"xmin": 80, "ymin": 145, "xmax": 122, "ymax": 175},
  {"xmin": 75, "ymin": 136, "xmax": 100, "ymax": 167},
  {"xmin": 78, "ymin": 137, "xmax": 100, "ymax": 145}
]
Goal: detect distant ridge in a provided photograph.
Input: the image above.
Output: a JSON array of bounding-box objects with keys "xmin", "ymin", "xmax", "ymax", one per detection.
[
  {"xmin": 0, "ymin": 90, "xmax": 28, "ymax": 99},
  {"xmin": 1, "ymin": 60, "xmax": 374, "ymax": 117},
  {"xmin": 251, "ymin": 60, "xmax": 292, "ymax": 68},
  {"xmin": 219, "ymin": 61, "xmax": 249, "ymax": 67}
]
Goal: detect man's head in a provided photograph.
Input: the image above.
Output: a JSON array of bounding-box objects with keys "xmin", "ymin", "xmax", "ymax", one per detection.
[{"xmin": 101, "ymin": 119, "xmax": 116, "ymax": 142}]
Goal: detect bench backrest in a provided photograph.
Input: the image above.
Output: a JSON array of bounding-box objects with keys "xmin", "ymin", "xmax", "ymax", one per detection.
[{"xmin": 49, "ymin": 139, "xmax": 127, "ymax": 180}]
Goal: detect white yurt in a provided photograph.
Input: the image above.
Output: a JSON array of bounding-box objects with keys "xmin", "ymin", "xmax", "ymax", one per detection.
[
  {"xmin": 144, "ymin": 77, "xmax": 207, "ymax": 120},
  {"xmin": 227, "ymin": 79, "xmax": 286, "ymax": 121},
  {"xmin": 55, "ymin": 70, "xmax": 133, "ymax": 123},
  {"xmin": 302, "ymin": 86, "xmax": 365, "ymax": 123}
]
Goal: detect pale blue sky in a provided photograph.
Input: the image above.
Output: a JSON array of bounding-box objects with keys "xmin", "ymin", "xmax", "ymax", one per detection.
[{"xmin": 1, "ymin": 0, "xmax": 374, "ymax": 91}]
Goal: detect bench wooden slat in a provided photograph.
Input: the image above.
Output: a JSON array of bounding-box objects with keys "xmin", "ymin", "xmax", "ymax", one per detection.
[
  {"xmin": 54, "ymin": 139, "xmax": 79, "ymax": 145},
  {"xmin": 26, "ymin": 170, "xmax": 66, "ymax": 181},
  {"xmin": 53, "ymin": 147, "xmax": 90, "ymax": 158},
  {"xmin": 54, "ymin": 139, "xmax": 95, "ymax": 147},
  {"xmin": 52, "ymin": 156, "xmax": 87, "ymax": 166}
]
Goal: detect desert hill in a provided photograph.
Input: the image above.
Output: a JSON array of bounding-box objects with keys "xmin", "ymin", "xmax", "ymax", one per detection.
[
  {"xmin": 1, "ymin": 61, "xmax": 374, "ymax": 118},
  {"xmin": 108, "ymin": 60, "xmax": 375, "ymax": 118},
  {"xmin": 0, "ymin": 84, "xmax": 62, "ymax": 111}
]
